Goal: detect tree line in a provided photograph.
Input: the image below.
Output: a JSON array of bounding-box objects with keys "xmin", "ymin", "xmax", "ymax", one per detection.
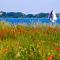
[{"xmin": 0, "ymin": 11, "xmax": 60, "ymax": 18}]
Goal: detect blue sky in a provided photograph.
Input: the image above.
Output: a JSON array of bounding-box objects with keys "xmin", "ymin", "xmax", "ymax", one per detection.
[{"xmin": 0, "ymin": 0, "xmax": 60, "ymax": 14}]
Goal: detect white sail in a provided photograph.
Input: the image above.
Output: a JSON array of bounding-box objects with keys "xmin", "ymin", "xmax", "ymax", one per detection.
[{"xmin": 49, "ymin": 10, "xmax": 57, "ymax": 23}]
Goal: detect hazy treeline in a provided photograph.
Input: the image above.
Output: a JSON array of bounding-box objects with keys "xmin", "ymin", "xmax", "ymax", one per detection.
[{"xmin": 0, "ymin": 11, "xmax": 60, "ymax": 18}]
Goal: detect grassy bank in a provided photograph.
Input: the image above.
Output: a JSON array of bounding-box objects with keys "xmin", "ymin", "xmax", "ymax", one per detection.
[{"xmin": 0, "ymin": 22, "xmax": 60, "ymax": 60}]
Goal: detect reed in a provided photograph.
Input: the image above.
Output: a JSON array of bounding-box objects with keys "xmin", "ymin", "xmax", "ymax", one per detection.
[{"xmin": 0, "ymin": 22, "xmax": 60, "ymax": 60}]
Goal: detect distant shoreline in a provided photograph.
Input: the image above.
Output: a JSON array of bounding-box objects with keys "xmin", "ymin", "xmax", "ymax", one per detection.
[{"xmin": 0, "ymin": 11, "xmax": 60, "ymax": 18}]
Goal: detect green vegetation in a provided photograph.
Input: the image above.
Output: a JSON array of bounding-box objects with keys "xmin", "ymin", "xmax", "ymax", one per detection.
[{"xmin": 0, "ymin": 22, "xmax": 60, "ymax": 60}]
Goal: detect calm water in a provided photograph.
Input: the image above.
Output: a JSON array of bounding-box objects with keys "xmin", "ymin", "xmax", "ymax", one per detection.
[{"xmin": 0, "ymin": 18, "xmax": 60, "ymax": 25}]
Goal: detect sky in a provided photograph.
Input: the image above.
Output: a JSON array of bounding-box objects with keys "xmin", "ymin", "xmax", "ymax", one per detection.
[{"xmin": 0, "ymin": 0, "xmax": 60, "ymax": 14}]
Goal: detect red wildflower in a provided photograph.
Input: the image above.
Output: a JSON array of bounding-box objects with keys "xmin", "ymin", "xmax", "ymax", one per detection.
[
  {"xmin": 56, "ymin": 48, "xmax": 60, "ymax": 51},
  {"xmin": 48, "ymin": 55, "xmax": 54, "ymax": 60}
]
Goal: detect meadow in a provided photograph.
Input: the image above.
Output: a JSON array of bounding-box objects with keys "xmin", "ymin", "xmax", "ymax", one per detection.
[{"xmin": 0, "ymin": 22, "xmax": 60, "ymax": 60}]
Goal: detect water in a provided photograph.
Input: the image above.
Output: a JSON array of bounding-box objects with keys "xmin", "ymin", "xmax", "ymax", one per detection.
[{"xmin": 0, "ymin": 18, "xmax": 60, "ymax": 25}]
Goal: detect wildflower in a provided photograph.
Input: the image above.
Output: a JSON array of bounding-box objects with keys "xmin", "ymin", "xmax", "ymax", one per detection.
[
  {"xmin": 2, "ymin": 47, "xmax": 9, "ymax": 53},
  {"xmin": 56, "ymin": 48, "xmax": 60, "ymax": 51},
  {"xmin": 58, "ymin": 54, "xmax": 60, "ymax": 58},
  {"xmin": 48, "ymin": 55, "xmax": 54, "ymax": 60}
]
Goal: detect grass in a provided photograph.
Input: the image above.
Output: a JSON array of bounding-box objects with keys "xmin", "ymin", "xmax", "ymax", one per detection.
[{"xmin": 0, "ymin": 22, "xmax": 60, "ymax": 60}]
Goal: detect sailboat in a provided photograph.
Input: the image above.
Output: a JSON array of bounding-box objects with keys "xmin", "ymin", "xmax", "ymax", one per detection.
[{"xmin": 49, "ymin": 10, "xmax": 57, "ymax": 24}]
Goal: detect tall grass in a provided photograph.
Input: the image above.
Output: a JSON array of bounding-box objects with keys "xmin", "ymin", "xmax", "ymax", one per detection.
[{"xmin": 0, "ymin": 22, "xmax": 60, "ymax": 60}]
